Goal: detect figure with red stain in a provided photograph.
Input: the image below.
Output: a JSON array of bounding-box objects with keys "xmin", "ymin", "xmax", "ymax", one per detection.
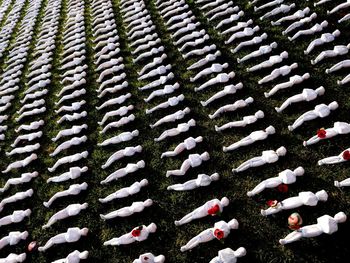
[{"xmin": 318, "ymin": 148, "xmax": 350, "ymax": 165}]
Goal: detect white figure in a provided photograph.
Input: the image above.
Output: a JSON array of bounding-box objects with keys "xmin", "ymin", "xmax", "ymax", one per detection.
[
  {"xmin": 47, "ymin": 166, "xmax": 88, "ymax": 183},
  {"xmin": 96, "ymin": 93, "xmax": 131, "ymax": 110},
  {"xmin": 138, "ymin": 65, "xmax": 172, "ymax": 81},
  {"xmin": 304, "ymin": 30, "xmax": 340, "ymax": 54},
  {"xmin": 271, "ymin": 7, "xmax": 310, "ymax": 25},
  {"xmin": 12, "ymin": 131, "xmax": 42, "ymax": 147},
  {"xmin": 133, "ymin": 253, "xmax": 165, "ymax": 263},
  {"xmin": 289, "ymin": 21, "xmax": 328, "ymax": 41},
  {"xmin": 167, "ymin": 173, "xmax": 219, "ymax": 191},
  {"xmin": 209, "ymin": 247, "xmax": 247, "ymax": 263},
  {"xmin": 98, "ymin": 130, "xmax": 139, "ymax": 146},
  {"xmin": 326, "ymin": 59, "xmax": 350, "ymax": 74},
  {"xmin": 0, "ymin": 253, "xmax": 26, "ymax": 263},
  {"xmin": 99, "ymin": 179, "xmax": 148, "ymax": 203},
  {"xmin": 43, "ymin": 203, "xmax": 88, "ymax": 229},
  {"xmin": 0, "ymin": 171, "xmax": 38, "ymax": 193},
  {"xmin": 144, "ymin": 83, "xmax": 180, "ymax": 102},
  {"xmin": 215, "ymin": 111, "xmax": 264, "ymax": 131},
  {"xmin": 247, "ymin": 167, "xmax": 304, "ymax": 197},
  {"xmin": 304, "ymin": 122, "xmax": 350, "ymax": 146},
  {"xmin": 0, "ymin": 209, "xmax": 31, "ymax": 227},
  {"xmin": 146, "ymin": 94, "xmax": 185, "ymax": 114},
  {"xmin": 102, "ymin": 145, "xmax": 142, "ymax": 169},
  {"xmin": 52, "ymin": 124, "xmax": 87, "ymax": 142},
  {"xmin": 150, "ymin": 108, "xmax": 190, "ymax": 128},
  {"xmin": 209, "ymin": 97, "xmax": 254, "ymax": 119},
  {"xmin": 100, "ymin": 114, "xmax": 135, "ymax": 134},
  {"xmin": 311, "ymin": 44, "xmax": 350, "ymax": 65},
  {"xmin": 43, "ymin": 183, "xmax": 88, "ymax": 208},
  {"xmin": 216, "ymin": 11, "xmax": 245, "ymax": 30},
  {"xmin": 275, "ymin": 86, "xmax": 325, "ymax": 113},
  {"xmin": 155, "ymin": 119, "xmax": 196, "ymax": 142},
  {"xmin": 98, "ymin": 105, "xmax": 134, "ymax": 125},
  {"xmin": 50, "ymin": 136, "xmax": 87, "ymax": 157},
  {"xmin": 38, "ymin": 227, "xmax": 89, "ymax": 251},
  {"xmin": 231, "ymin": 32, "xmax": 266, "ymax": 53},
  {"xmin": 261, "ymin": 190, "xmax": 328, "ymax": 216},
  {"xmin": 318, "ymin": 148, "xmax": 350, "ymax": 165},
  {"xmin": 138, "ymin": 54, "xmax": 167, "ymax": 76},
  {"xmin": 264, "ymin": 73, "xmax": 310, "ymax": 98},
  {"xmin": 103, "ymin": 223, "xmax": 157, "ymax": 246},
  {"xmin": 0, "ymin": 189, "xmax": 33, "ymax": 212},
  {"xmin": 175, "ymin": 197, "xmax": 229, "ymax": 226},
  {"xmin": 279, "ymin": 212, "xmax": 347, "ymax": 245},
  {"xmin": 254, "ymin": 0, "xmax": 284, "ymax": 12},
  {"xmin": 237, "ymin": 42, "xmax": 278, "ymax": 63},
  {"xmin": 288, "ymin": 102, "xmax": 338, "ymax": 131},
  {"xmin": 48, "ymin": 151, "xmax": 89, "ymax": 172},
  {"xmin": 161, "ymin": 136, "xmax": 203, "ymax": 158},
  {"xmin": 190, "ymin": 63, "xmax": 229, "ymax": 82},
  {"xmin": 2, "ymin": 154, "xmax": 37, "ymax": 173},
  {"xmin": 225, "ymin": 26, "xmax": 260, "ymax": 45},
  {"xmin": 0, "ymin": 231, "xmax": 28, "ymax": 250},
  {"xmin": 200, "ymin": 83, "xmax": 243, "ymax": 106},
  {"xmin": 187, "ymin": 51, "xmax": 221, "ymax": 70},
  {"xmin": 100, "ymin": 199, "xmax": 153, "ymax": 220},
  {"xmin": 195, "ymin": 72, "xmax": 235, "ymax": 92},
  {"xmin": 314, "ymin": 0, "xmax": 331, "ymax": 6},
  {"xmin": 223, "ymin": 126, "xmax": 276, "ymax": 152},
  {"xmin": 247, "ymin": 51, "xmax": 288, "ymax": 72},
  {"xmin": 335, "ymin": 177, "xmax": 350, "ymax": 187},
  {"xmin": 260, "ymin": 4, "xmax": 295, "ymax": 20},
  {"xmin": 166, "ymin": 152, "xmax": 210, "ymax": 177},
  {"xmin": 51, "ymin": 250, "xmax": 89, "ymax": 263},
  {"xmin": 282, "ymin": 13, "xmax": 318, "ymax": 35},
  {"xmin": 259, "ymin": 63, "xmax": 298, "ymax": 85},
  {"xmin": 55, "ymin": 100, "xmax": 86, "ymax": 114},
  {"xmin": 180, "ymin": 219, "xmax": 239, "ymax": 252},
  {"xmin": 327, "ymin": 1, "xmax": 350, "ymax": 15},
  {"xmin": 101, "ymin": 160, "xmax": 145, "ymax": 184},
  {"xmin": 139, "ymin": 73, "xmax": 174, "ymax": 91},
  {"xmin": 183, "ymin": 44, "xmax": 217, "ymax": 59},
  {"xmin": 338, "ymin": 13, "xmax": 350, "ymax": 23},
  {"xmin": 232, "ymin": 146, "xmax": 287, "ymax": 173},
  {"xmin": 338, "ymin": 73, "xmax": 350, "ymax": 85}
]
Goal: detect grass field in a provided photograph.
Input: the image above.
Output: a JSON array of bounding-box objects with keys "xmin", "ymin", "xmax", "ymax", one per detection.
[{"xmin": 0, "ymin": 0, "xmax": 349, "ymax": 262}]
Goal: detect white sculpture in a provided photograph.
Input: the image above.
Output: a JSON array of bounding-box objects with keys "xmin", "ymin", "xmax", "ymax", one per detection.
[
  {"xmin": 223, "ymin": 126, "xmax": 276, "ymax": 152},
  {"xmin": 2, "ymin": 154, "xmax": 37, "ymax": 173},
  {"xmin": 50, "ymin": 136, "xmax": 87, "ymax": 156},
  {"xmin": 311, "ymin": 44, "xmax": 350, "ymax": 65},
  {"xmin": 259, "ymin": 63, "xmax": 298, "ymax": 85},
  {"xmin": 144, "ymin": 83, "xmax": 180, "ymax": 102},
  {"xmin": 195, "ymin": 72, "xmax": 235, "ymax": 92},
  {"xmin": 254, "ymin": 0, "xmax": 284, "ymax": 12},
  {"xmin": 0, "ymin": 231, "xmax": 28, "ymax": 250},
  {"xmin": 155, "ymin": 119, "xmax": 196, "ymax": 142},
  {"xmin": 43, "ymin": 183, "xmax": 88, "ymax": 208},
  {"xmin": 96, "ymin": 93, "xmax": 131, "ymax": 110},
  {"xmin": 100, "ymin": 199, "xmax": 153, "ymax": 220},
  {"xmin": 167, "ymin": 173, "xmax": 219, "ymax": 191},
  {"xmin": 11, "ymin": 131, "xmax": 42, "ymax": 147},
  {"xmin": 247, "ymin": 51, "xmax": 288, "ymax": 72},
  {"xmin": 209, "ymin": 247, "xmax": 247, "ymax": 263},
  {"xmin": 318, "ymin": 148, "xmax": 350, "ymax": 166},
  {"xmin": 103, "ymin": 223, "xmax": 157, "ymax": 246},
  {"xmin": 102, "ymin": 146, "xmax": 142, "ymax": 169},
  {"xmin": 200, "ymin": 83, "xmax": 243, "ymax": 106},
  {"xmin": 190, "ymin": 63, "xmax": 229, "ymax": 82},
  {"xmin": 279, "ymin": 212, "xmax": 347, "ymax": 245},
  {"xmin": 139, "ymin": 72, "xmax": 174, "ymax": 91},
  {"xmin": 314, "ymin": 0, "xmax": 331, "ymax": 6},
  {"xmin": 326, "ymin": 59, "xmax": 350, "ymax": 74},
  {"xmin": 0, "ymin": 253, "xmax": 26, "ymax": 263},
  {"xmin": 289, "ymin": 21, "xmax": 328, "ymax": 41},
  {"xmin": 304, "ymin": 122, "xmax": 350, "ymax": 146},
  {"xmin": 209, "ymin": 97, "xmax": 254, "ymax": 119},
  {"xmin": 47, "ymin": 166, "xmax": 88, "ymax": 183},
  {"xmin": 146, "ymin": 94, "xmax": 185, "ymax": 114},
  {"xmin": 51, "ymin": 250, "xmax": 89, "ymax": 263},
  {"xmin": 166, "ymin": 152, "xmax": 210, "ymax": 177},
  {"xmin": 282, "ymin": 13, "xmax": 318, "ymax": 35},
  {"xmin": 133, "ymin": 253, "xmax": 165, "ymax": 263},
  {"xmin": 327, "ymin": 1, "xmax": 350, "ymax": 15},
  {"xmin": 216, "ymin": 11, "xmax": 245, "ymax": 30},
  {"xmin": 225, "ymin": 26, "xmax": 260, "ymax": 44},
  {"xmin": 138, "ymin": 54, "xmax": 167, "ymax": 76},
  {"xmin": 98, "ymin": 105, "xmax": 134, "ymax": 125},
  {"xmin": 48, "ymin": 151, "xmax": 89, "ymax": 172},
  {"xmin": 100, "ymin": 114, "xmax": 135, "ymax": 134},
  {"xmin": 101, "ymin": 160, "xmax": 145, "ymax": 184},
  {"xmin": 98, "ymin": 130, "xmax": 139, "ymax": 146},
  {"xmin": 161, "ymin": 136, "xmax": 203, "ymax": 158},
  {"xmin": 0, "ymin": 209, "xmax": 31, "ymax": 227},
  {"xmin": 52, "ymin": 124, "xmax": 87, "ymax": 142},
  {"xmin": 232, "ymin": 146, "xmax": 287, "ymax": 173},
  {"xmin": 247, "ymin": 167, "xmax": 304, "ymax": 197},
  {"xmin": 0, "ymin": 171, "xmax": 38, "ymax": 192},
  {"xmin": 338, "ymin": 73, "xmax": 350, "ymax": 85},
  {"xmin": 238, "ymin": 42, "xmax": 278, "ymax": 63},
  {"xmin": 335, "ymin": 177, "xmax": 350, "ymax": 188},
  {"xmin": 304, "ymin": 30, "xmax": 340, "ymax": 55},
  {"xmin": 180, "ymin": 219, "xmax": 239, "ymax": 252},
  {"xmin": 175, "ymin": 197, "xmax": 229, "ymax": 226},
  {"xmin": 187, "ymin": 50, "xmax": 221, "ymax": 70},
  {"xmin": 260, "ymin": 4, "xmax": 295, "ymax": 20},
  {"xmin": 215, "ymin": 111, "xmax": 264, "ymax": 131},
  {"xmin": 0, "ymin": 189, "xmax": 33, "ymax": 212},
  {"xmin": 38, "ymin": 227, "xmax": 89, "ymax": 251},
  {"xmin": 150, "ymin": 108, "xmax": 190, "ymax": 128},
  {"xmin": 231, "ymin": 32, "xmax": 266, "ymax": 53},
  {"xmin": 288, "ymin": 102, "xmax": 338, "ymax": 131}
]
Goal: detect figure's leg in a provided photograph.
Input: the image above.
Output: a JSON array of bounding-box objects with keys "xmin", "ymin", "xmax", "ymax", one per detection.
[
  {"xmin": 233, "ymin": 159, "xmax": 254, "ymax": 173},
  {"xmin": 166, "ymin": 160, "xmax": 191, "ymax": 177},
  {"xmin": 339, "ymin": 13, "xmax": 350, "ymax": 23},
  {"xmin": 38, "ymin": 238, "xmax": 54, "ymax": 251},
  {"xmin": 289, "ymin": 113, "xmax": 309, "ymax": 131},
  {"xmin": 175, "ymin": 212, "xmax": 195, "ymax": 226},
  {"xmin": 180, "ymin": 236, "xmax": 200, "ymax": 252},
  {"xmin": 161, "ymin": 144, "xmax": 185, "ymax": 158},
  {"xmin": 101, "ymin": 170, "xmax": 124, "ymax": 184},
  {"xmin": 318, "ymin": 156, "xmax": 344, "ymax": 165},
  {"xmin": 335, "ymin": 178, "xmax": 350, "ymax": 187},
  {"xmin": 209, "ymin": 108, "xmax": 222, "ymax": 119},
  {"xmin": 216, "ymin": 120, "xmax": 246, "ymax": 131},
  {"xmin": 303, "ymin": 135, "xmax": 320, "ymax": 146},
  {"xmin": 279, "ymin": 231, "xmax": 303, "ymax": 245},
  {"xmin": 338, "ymin": 73, "xmax": 350, "ymax": 85},
  {"xmin": 261, "ymin": 204, "xmax": 283, "ymax": 216},
  {"xmin": 247, "ymin": 180, "xmax": 268, "ymax": 196}
]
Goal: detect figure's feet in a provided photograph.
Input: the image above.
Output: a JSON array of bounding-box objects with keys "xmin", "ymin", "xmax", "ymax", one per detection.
[
  {"xmin": 275, "ymin": 107, "xmax": 281, "ymax": 113},
  {"xmin": 279, "ymin": 239, "xmax": 286, "ymax": 245},
  {"xmin": 247, "ymin": 191, "xmax": 253, "ymax": 197},
  {"xmin": 174, "ymin": 221, "xmax": 180, "ymax": 226},
  {"xmin": 261, "ymin": 209, "xmax": 267, "ymax": 216},
  {"xmin": 318, "ymin": 160, "xmax": 323, "ymax": 166},
  {"xmin": 334, "ymin": 181, "xmax": 340, "ymax": 188},
  {"xmin": 288, "ymin": 125, "xmax": 293, "ymax": 131},
  {"xmin": 325, "ymin": 68, "xmax": 330, "ymax": 74}
]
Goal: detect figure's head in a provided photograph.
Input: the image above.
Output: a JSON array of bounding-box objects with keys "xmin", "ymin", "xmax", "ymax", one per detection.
[
  {"xmin": 81, "ymin": 182, "xmax": 88, "ymax": 190},
  {"xmin": 215, "ymin": 50, "xmax": 222, "ymax": 56},
  {"xmin": 245, "ymin": 97, "xmax": 254, "ymax": 104},
  {"xmin": 132, "ymin": 130, "xmax": 139, "ymax": 136},
  {"xmin": 234, "ymin": 247, "xmax": 247, "ymax": 257},
  {"xmin": 276, "ymin": 146, "xmax": 287, "ymax": 156},
  {"xmin": 135, "ymin": 145, "xmax": 142, "ymax": 152},
  {"xmin": 247, "ymin": 19, "xmax": 253, "ymax": 25},
  {"xmin": 178, "ymin": 94, "xmax": 185, "ymax": 101},
  {"xmin": 223, "ymin": 63, "xmax": 229, "ymax": 68},
  {"xmin": 334, "ymin": 212, "xmax": 347, "ymax": 223},
  {"xmin": 270, "ymin": 42, "xmax": 278, "ymax": 49},
  {"xmin": 144, "ymin": 199, "xmax": 153, "ymax": 207},
  {"xmin": 17, "ymin": 253, "xmax": 26, "ymax": 262},
  {"xmin": 25, "ymin": 209, "xmax": 32, "ymax": 216},
  {"xmin": 329, "ymin": 101, "xmax": 339, "ymax": 110},
  {"xmin": 188, "ymin": 119, "xmax": 196, "ymax": 126},
  {"xmin": 81, "ymin": 203, "xmax": 89, "ymax": 209},
  {"xmin": 266, "ymin": 125, "xmax": 276, "ymax": 134},
  {"xmin": 333, "ymin": 29, "xmax": 341, "ymax": 37},
  {"xmin": 280, "ymin": 51, "xmax": 288, "ymax": 59},
  {"xmin": 80, "ymin": 251, "xmax": 89, "ymax": 259},
  {"xmin": 147, "ymin": 223, "xmax": 157, "ymax": 233},
  {"xmin": 316, "ymin": 190, "xmax": 328, "ymax": 202},
  {"xmin": 210, "ymin": 173, "xmax": 220, "ymax": 181},
  {"xmin": 173, "ymin": 82, "xmax": 180, "ymax": 89},
  {"xmin": 154, "ymin": 255, "xmax": 166, "ymax": 263},
  {"xmin": 23, "ymin": 231, "xmax": 29, "ymax": 239},
  {"xmin": 310, "ymin": 13, "xmax": 317, "ymax": 19},
  {"xmin": 321, "ymin": 20, "xmax": 328, "ymax": 28},
  {"xmin": 27, "ymin": 189, "xmax": 34, "ymax": 196},
  {"xmin": 81, "ymin": 227, "xmax": 89, "ymax": 236},
  {"xmin": 221, "ymin": 197, "xmax": 230, "ymax": 207},
  {"xmin": 291, "ymin": 62, "xmax": 298, "ymax": 69},
  {"xmin": 183, "ymin": 107, "xmax": 191, "ymax": 114},
  {"xmin": 195, "ymin": 136, "xmax": 203, "ymax": 142},
  {"xmin": 303, "ymin": 73, "xmax": 310, "ymax": 79},
  {"xmin": 346, "ymin": 43, "xmax": 350, "ymax": 49},
  {"xmin": 316, "ymin": 86, "xmax": 325, "ymax": 96},
  {"xmin": 238, "ymin": 10, "xmax": 244, "ymax": 17},
  {"xmin": 304, "ymin": 7, "xmax": 310, "ymax": 14},
  {"xmin": 82, "ymin": 151, "xmax": 89, "ymax": 158},
  {"xmin": 255, "ymin": 110, "xmax": 264, "ymax": 119},
  {"xmin": 253, "ymin": 25, "xmax": 260, "ymax": 31},
  {"xmin": 137, "ymin": 160, "xmax": 145, "ymax": 168},
  {"xmin": 294, "ymin": 166, "xmax": 305, "ymax": 176},
  {"xmin": 32, "ymin": 171, "xmax": 39, "ymax": 177},
  {"xmin": 129, "ymin": 114, "xmax": 136, "ymax": 121},
  {"xmin": 228, "ymin": 218, "xmax": 239, "ymax": 229},
  {"xmin": 236, "ymin": 82, "xmax": 244, "ymax": 90},
  {"xmin": 201, "ymin": 152, "xmax": 210, "ymax": 161},
  {"xmin": 228, "ymin": 72, "xmax": 235, "ymax": 78},
  {"xmin": 290, "ymin": 3, "xmax": 296, "ymax": 8},
  {"xmin": 140, "ymin": 179, "xmax": 149, "ymax": 187}
]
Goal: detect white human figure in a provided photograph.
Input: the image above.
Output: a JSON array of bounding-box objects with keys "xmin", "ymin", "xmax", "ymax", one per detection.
[
  {"xmin": 167, "ymin": 173, "xmax": 220, "ymax": 191},
  {"xmin": 2, "ymin": 154, "xmax": 37, "ymax": 173},
  {"xmin": 95, "ymin": 58, "xmax": 122, "ymax": 72},
  {"xmin": 335, "ymin": 177, "xmax": 350, "ymax": 187},
  {"xmin": 225, "ymin": 26, "xmax": 260, "ymax": 45},
  {"xmin": 338, "ymin": 12, "xmax": 350, "ymax": 23},
  {"xmin": 180, "ymin": 219, "xmax": 239, "ymax": 252},
  {"xmin": 98, "ymin": 81, "xmax": 129, "ymax": 99},
  {"xmin": 260, "ymin": 4, "xmax": 295, "ymax": 20},
  {"xmin": 166, "ymin": 152, "xmax": 210, "ymax": 177},
  {"xmin": 271, "ymin": 7, "xmax": 310, "ymax": 25},
  {"xmin": 100, "ymin": 199, "xmax": 153, "ymax": 220},
  {"xmin": 98, "ymin": 105, "xmax": 134, "ymax": 126},
  {"xmin": 326, "ymin": 59, "xmax": 350, "ymax": 73},
  {"xmin": 133, "ymin": 46, "xmax": 164, "ymax": 63},
  {"xmin": 261, "ymin": 190, "xmax": 328, "ymax": 216},
  {"xmin": 275, "ymin": 86, "xmax": 325, "ymax": 113},
  {"xmin": 304, "ymin": 122, "xmax": 350, "ymax": 146},
  {"xmin": 222, "ymin": 19, "xmax": 254, "ymax": 37},
  {"xmin": 55, "ymin": 89, "xmax": 86, "ymax": 106},
  {"xmin": 55, "ymin": 100, "xmax": 86, "ymax": 114},
  {"xmin": 175, "ymin": 197, "xmax": 229, "ymax": 226},
  {"xmin": 265, "ymin": 73, "xmax": 310, "ymax": 98},
  {"xmin": 209, "ymin": 97, "xmax": 254, "ymax": 119},
  {"xmin": 338, "ymin": 73, "xmax": 350, "ymax": 85},
  {"xmin": 231, "ymin": 32, "xmax": 266, "ymax": 53},
  {"xmin": 50, "ymin": 136, "xmax": 87, "ymax": 157},
  {"xmin": 209, "ymin": 5, "xmax": 240, "ymax": 20},
  {"xmin": 175, "ymin": 29, "xmax": 206, "ymax": 46},
  {"xmin": 103, "ymin": 223, "xmax": 157, "ymax": 246},
  {"xmin": 96, "ymin": 74, "xmax": 127, "ymax": 93},
  {"xmin": 254, "ymin": 0, "xmax": 284, "ymax": 12},
  {"xmin": 195, "ymin": 72, "xmax": 235, "ymax": 92},
  {"xmin": 0, "ymin": 171, "xmax": 38, "ymax": 193},
  {"xmin": 100, "ymin": 114, "xmax": 135, "ymax": 134},
  {"xmin": 183, "ymin": 44, "xmax": 217, "ymax": 60},
  {"xmin": 201, "ymin": 83, "xmax": 243, "ymax": 107},
  {"xmin": 15, "ymin": 106, "xmax": 46, "ymax": 122},
  {"xmin": 98, "ymin": 130, "xmax": 139, "ymax": 146},
  {"xmin": 223, "ymin": 126, "xmax": 276, "ymax": 152},
  {"xmin": 259, "ymin": 63, "xmax": 298, "ymax": 85},
  {"xmin": 96, "ymin": 93, "xmax": 131, "ymax": 110},
  {"xmin": 51, "ymin": 250, "xmax": 89, "ymax": 263},
  {"xmin": 17, "ymin": 99, "xmax": 45, "ymax": 115},
  {"xmin": 52, "ymin": 124, "xmax": 88, "ymax": 142},
  {"xmin": 139, "ymin": 73, "xmax": 174, "ymax": 91},
  {"xmin": 155, "ymin": 119, "xmax": 196, "ymax": 142},
  {"xmin": 146, "ymin": 94, "xmax": 184, "ymax": 114},
  {"xmin": 47, "ymin": 166, "xmax": 88, "ymax": 183},
  {"xmin": 314, "ymin": 0, "xmax": 331, "ymax": 6},
  {"xmin": 311, "ymin": 44, "xmax": 350, "ymax": 65},
  {"xmin": 327, "ymin": 1, "xmax": 350, "ymax": 15},
  {"xmin": 209, "ymin": 247, "xmax": 247, "ymax": 263},
  {"xmin": 138, "ymin": 54, "xmax": 167, "ymax": 76},
  {"xmin": 144, "ymin": 83, "xmax": 180, "ymax": 102},
  {"xmin": 48, "ymin": 151, "xmax": 89, "ymax": 172},
  {"xmin": 289, "ymin": 20, "xmax": 328, "ymax": 41},
  {"xmin": 216, "ymin": 11, "xmax": 245, "ymax": 30},
  {"xmin": 0, "ymin": 189, "xmax": 33, "ymax": 212},
  {"xmin": 38, "ymin": 227, "xmax": 89, "ymax": 252},
  {"xmin": 247, "ymin": 52, "xmax": 288, "ymax": 72},
  {"xmin": 0, "ymin": 231, "xmax": 28, "ymax": 250},
  {"xmin": 247, "ymin": 167, "xmax": 304, "ymax": 196},
  {"xmin": 215, "ymin": 111, "xmax": 264, "ymax": 131},
  {"xmin": 318, "ymin": 148, "xmax": 350, "ymax": 165},
  {"xmin": 42, "ymin": 203, "xmax": 88, "ymax": 229},
  {"xmin": 279, "ymin": 212, "xmax": 347, "ymax": 245},
  {"xmin": 191, "ymin": 63, "xmax": 229, "ymax": 82},
  {"xmin": 288, "ymin": 102, "xmax": 338, "ymax": 131},
  {"xmin": 97, "ymin": 65, "xmax": 125, "ymax": 83},
  {"xmin": 187, "ymin": 51, "xmax": 221, "ymax": 70},
  {"xmin": 43, "ymin": 183, "xmax": 88, "ymax": 208},
  {"xmin": 133, "ymin": 253, "xmax": 165, "ymax": 263},
  {"xmin": 102, "ymin": 146, "xmax": 142, "ymax": 169},
  {"xmin": 161, "ymin": 136, "xmax": 203, "ymax": 158},
  {"xmin": 178, "ymin": 34, "xmax": 210, "ymax": 53},
  {"xmin": 282, "ymin": 13, "xmax": 318, "ymax": 35},
  {"xmin": 0, "ymin": 253, "xmax": 26, "ymax": 263},
  {"xmin": 99, "ymin": 179, "xmax": 148, "ymax": 203},
  {"xmin": 5, "ymin": 143, "xmax": 40, "ymax": 156},
  {"xmin": 0, "ymin": 209, "xmax": 31, "ymax": 227},
  {"xmin": 304, "ymin": 30, "xmax": 341, "ymax": 55},
  {"xmin": 232, "ymin": 146, "xmax": 287, "ymax": 173},
  {"xmin": 101, "ymin": 160, "xmax": 145, "ymax": 184},
  {"xmin": 237, "ymin": 42, "xmax": 278, "ymax": 63},
  {"xmin": 138, "ymin": 65, "xmax": 172, "ymax": 81},
  {"xmin": 150, "ymin": 108, "xmax": 190, "ymax": 128},
  {"xmin": 12, "ymin": 131, "xmax": 42, "ymax": 147}
]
